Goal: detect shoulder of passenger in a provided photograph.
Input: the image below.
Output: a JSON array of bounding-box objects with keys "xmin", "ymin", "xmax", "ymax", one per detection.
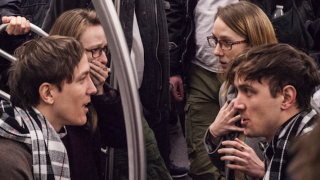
[{"xmin": 0, "ymin": 137, "xmax": 33, "ymax": 180}]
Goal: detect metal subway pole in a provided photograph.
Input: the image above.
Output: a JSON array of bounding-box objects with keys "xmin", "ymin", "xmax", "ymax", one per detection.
[{"xmin": 92, "ymin": 0, "xmax": 146, "ymax": 180}]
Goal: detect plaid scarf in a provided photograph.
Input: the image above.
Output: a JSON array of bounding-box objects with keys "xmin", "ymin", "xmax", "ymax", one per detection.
[
  {"xmin": 262, "ymin": 109, "xmax": 317, "ymax": 180},
  {"xmin": 0, "ymin": 101, "xmax": 70, "ymax": 180}
]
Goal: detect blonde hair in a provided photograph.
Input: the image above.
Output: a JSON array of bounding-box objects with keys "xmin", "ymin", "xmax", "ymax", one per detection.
[
  {"xmin": 215, "ymin": 1, "xmax": 277, "ymax": 47},
  {"xmin": 49, "ymin": 9, "xmax": 100, "ymax": 40},
  {"xmin": 215, "ymin": 1, "xmax": 278, "ymax": 97},
  {"xmin": 49, "ymin": 9, "xmax": 101, "ymax": 132}
]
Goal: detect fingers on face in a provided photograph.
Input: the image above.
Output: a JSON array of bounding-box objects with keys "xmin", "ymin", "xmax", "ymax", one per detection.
[
  {"xmin": 221, "ymin": 101, "xmax": 229, "ymax": 109},
  {"xmin": 230, "ymin": 114, "xmax": 241, "ymax": 124},
  {"xmin": 89, "ymin": 73, "xmax": 99, "ymax": 85},
  {"xmin": 223, "ymin": 100, "xmax": 238, "ymax": 118},
  {"xmin": 90, "ymin": 68, "xmax": 107, "ymax": 83},
  {"xmin": 90, "ymin": 63, "xmax": 109, "ymax": 77}
]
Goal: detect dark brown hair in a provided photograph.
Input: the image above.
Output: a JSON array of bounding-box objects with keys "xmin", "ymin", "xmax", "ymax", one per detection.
[
  {"xmin": 226, "ymin": 43, "xmax": 320, "ymax": 110},
  {"xmin": 8, "ymin": 35, "xmax": 84, "ymax": 110}
]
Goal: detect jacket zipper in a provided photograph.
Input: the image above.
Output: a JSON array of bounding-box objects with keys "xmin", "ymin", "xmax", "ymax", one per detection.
[
  {"xmin": 154, "ymin": 0, "xmax": 162, "ymax": 91},
  {"xmin": 181, "ymin": 0, "xmax": 194, "ymax": 61}
]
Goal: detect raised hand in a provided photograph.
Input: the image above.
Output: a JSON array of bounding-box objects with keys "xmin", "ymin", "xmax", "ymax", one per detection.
[
  {"xmin": 89, "ymin": 60, "xmax": 109, "ymax": 95},
  {"xmin": 218, "ymin": 138, "xmax": 265, "ymax": 179},
  {"xmin": 209, "ymin": 99, "xmax": 243, "ymax": 144},
  {"xmin": 2, "ymin": 16, "xmax": 30, "ymax": 35}
]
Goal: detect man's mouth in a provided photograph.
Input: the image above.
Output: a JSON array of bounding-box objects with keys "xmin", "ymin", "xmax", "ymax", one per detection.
[
  {"xmin": 84, "ymin": 102, "xmax": 91, "ymax": 108},
  {"xmin": 83, "ymin": 102, "xmax": 91, "ymax": 112},
  {"xmin": 241, "ymin": 118, "xmax": 248, "ymax": 125}
]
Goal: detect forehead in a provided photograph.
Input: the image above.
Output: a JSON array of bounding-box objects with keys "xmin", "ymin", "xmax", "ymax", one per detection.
[
  {"xmin": 234, "ymin": 74, "xmax": 270, "ymax": 90},
  {"xmin": 79, "ymin": 25, "xmax": 107, "ymax": 49},
  {"xmin": 213, "ymin": 17, "xmax": 243, "ymax": 40}
]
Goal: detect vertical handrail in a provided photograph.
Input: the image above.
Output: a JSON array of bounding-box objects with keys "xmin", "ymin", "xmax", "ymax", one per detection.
[
  {"xmin": 92, "ymin": 0, "xmax": 146, "ymax": 180},
  {"xmin": 106, "ymin": 0, "xmax": 121, "ymax": 179}
]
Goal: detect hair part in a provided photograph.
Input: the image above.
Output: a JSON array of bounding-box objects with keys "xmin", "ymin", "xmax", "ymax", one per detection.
[
  {"xmin": 226, "ymin": 43, "xmax": 320, "ymax": 111},
  {"xmin": 8, "ymin": 35, "xmax": 84, "ymax": 110}
]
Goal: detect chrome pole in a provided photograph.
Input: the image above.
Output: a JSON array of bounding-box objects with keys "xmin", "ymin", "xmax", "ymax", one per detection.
[{"xmin": 92, "ymin": 0, "xmax": 146, "ymax": 180}]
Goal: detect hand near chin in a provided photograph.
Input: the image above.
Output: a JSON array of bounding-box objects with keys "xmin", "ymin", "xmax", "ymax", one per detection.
[
  {"xmin": 209, "ymin": 99, "xmax": 243, "ymax": 141},
  {"xmin": 218, "ymin": 138, "xmax": 265, "ymax": 179},
  {"xmin": 89, "ymin": 61, "xmax": 109, "ymax": 95}
]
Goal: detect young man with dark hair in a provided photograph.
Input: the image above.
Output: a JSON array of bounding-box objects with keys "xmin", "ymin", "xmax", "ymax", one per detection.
[
  {"xmin": 210, "ymin": 43, "xmax": 320, "ymax": 180},
  {"xmin": 0, "ymin": 35, "xmax": 97, "ymax": 179}
]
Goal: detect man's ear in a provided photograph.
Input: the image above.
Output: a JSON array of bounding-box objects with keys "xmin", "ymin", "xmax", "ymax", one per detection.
[
  {"xmin": 38, "ymin": 83, "xmax": 56, "ymax": 105},
  {"xmin": 281, "ymin": 85, "xmax": 297, "ymax": 110}
]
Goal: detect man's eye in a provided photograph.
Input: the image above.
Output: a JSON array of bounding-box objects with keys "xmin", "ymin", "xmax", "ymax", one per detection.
[
  {"xmin": 245, "ymin": 88, "xmax": 253, "ymax": 96},
  {"xmin": 80, "ymin": 76, "xmax": 86, "ymax": 82}
]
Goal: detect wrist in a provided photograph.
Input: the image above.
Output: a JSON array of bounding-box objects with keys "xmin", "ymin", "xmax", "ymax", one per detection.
[
  {"xmin": 95, "ymin": 85, "xmax": 104, "ymax": 95},
  {"xmin": 209, "ymin": 128, "xmax": 221, "ymax": 145}
]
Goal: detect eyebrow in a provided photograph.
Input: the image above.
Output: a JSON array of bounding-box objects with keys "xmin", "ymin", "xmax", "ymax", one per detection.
[
  {"xmin": 212, "ymin": 33, "xmax": 234, "ymax": 41},
  {"xmin": 86, "ymin": 43, "xmax": 108, "ymax": 50},
  {"xmin": 76, "ymin": 70, "xmax": 90, "ymax": 81},
  {"xmin": 236, "ymin": 83, "xmax": 253, "ymax": 90}
]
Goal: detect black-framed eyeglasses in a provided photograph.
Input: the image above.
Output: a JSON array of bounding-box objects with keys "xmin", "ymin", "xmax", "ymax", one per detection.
[
  {"xmin": 85, "ymin": 46, "xmax": 110, "ymax": 58},
  {"xmin": 207, "ymin": 35, "xmax": 249, "ymax": 51}
]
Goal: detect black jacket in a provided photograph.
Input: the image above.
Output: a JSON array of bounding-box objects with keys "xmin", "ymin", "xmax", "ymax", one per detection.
[{"xmin": 165, "ymin": 0, "xmax": 196, "ymax": 77}]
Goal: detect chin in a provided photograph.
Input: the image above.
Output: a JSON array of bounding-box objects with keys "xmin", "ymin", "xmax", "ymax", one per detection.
[{"xmin": 75, "ymin": 116, "xmax": 88, "ymax": 126}]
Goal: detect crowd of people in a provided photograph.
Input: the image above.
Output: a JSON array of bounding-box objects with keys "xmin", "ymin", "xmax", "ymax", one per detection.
[{"xmin": 0, "ymin": 0, "xmax": 319, "ymax": 180}]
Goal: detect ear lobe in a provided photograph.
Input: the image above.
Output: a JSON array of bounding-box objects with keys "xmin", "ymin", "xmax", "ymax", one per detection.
[
  {"xmin": 39, "ymin": 83, "xmax": 55, "ymax": 105},
  {"xmin": 281, "ymin": 85, "xmax": 297, "ymax": 110}
]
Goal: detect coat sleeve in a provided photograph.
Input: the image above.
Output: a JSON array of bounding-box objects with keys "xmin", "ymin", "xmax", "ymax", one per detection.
[
  {"xmin": 0, "ymin": 0, "xmax": 22, "ymax": 24},
  {"xmin": 204, "ymin": 128, "xmax": 225, "ymax": 172},
  {"xmin": 91, "ymin": 83, "xmax": 127, "ymax": 148}
]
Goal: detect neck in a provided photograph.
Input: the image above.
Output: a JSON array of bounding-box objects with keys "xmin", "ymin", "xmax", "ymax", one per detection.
[
  {"xmin": 266, "ymin": 106, "xmax": 301, "ymax": 143},
  {"xmin": 36, "ymin": 104, "xmax": 62, "ymax": 132}
]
